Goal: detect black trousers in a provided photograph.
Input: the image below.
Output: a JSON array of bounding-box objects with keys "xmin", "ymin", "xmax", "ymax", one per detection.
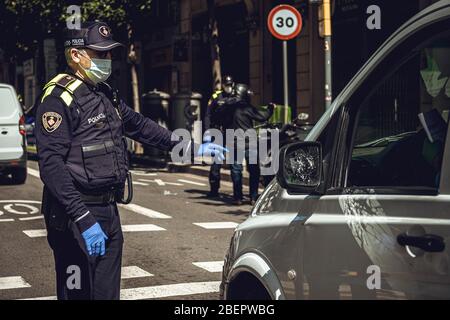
[{"xmin": 46, "ymin": 203, "xmax": 123, "ymax": 300}]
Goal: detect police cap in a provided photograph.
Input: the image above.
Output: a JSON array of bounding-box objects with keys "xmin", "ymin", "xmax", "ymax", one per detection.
[{"xmin": 64, "ymin": 21, "xmax": 124, "ymax": 51}]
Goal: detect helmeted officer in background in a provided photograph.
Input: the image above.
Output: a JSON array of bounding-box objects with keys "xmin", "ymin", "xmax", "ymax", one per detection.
[
  {"xmin": 229, "ymin": 84, "xmax": 274, "ymax": 205},
  {"xmin": 204, "ymin": 75, "xmax": 239, "ymax": 198},
  {"xmin": 35, "ymin": 21, "xmax": 226, "ymax": 300}
]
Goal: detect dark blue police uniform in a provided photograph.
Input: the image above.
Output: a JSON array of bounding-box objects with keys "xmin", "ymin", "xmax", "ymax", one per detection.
[
  {"xmin": 35, "ymin": 72, "xmax": 182, "ymax": 299},
  {"xmin": 34, "ymin": 21, "xmax": 227, "ymax": 300},
  {"xmin": 204, "ymin": 90, "xmax": 240, "ymax": 196}
]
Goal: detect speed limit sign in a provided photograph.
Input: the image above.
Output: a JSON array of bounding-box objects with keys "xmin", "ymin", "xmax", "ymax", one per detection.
[{"xmin": 267, "ymin": 5, "xmax": 303, "ymax": 41}]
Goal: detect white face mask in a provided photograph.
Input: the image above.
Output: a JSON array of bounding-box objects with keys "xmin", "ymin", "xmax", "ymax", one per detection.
[
  {"xmin": 223, "ymin": 85, "xmax": 233, "ymax": 95},
  {"xmin": 77, "ymin": 50, "xmax": 112, "ymax": 84}
]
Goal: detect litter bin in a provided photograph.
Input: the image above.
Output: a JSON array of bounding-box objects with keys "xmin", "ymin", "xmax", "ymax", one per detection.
[
  {"xmin": 170, "ymin": 92, "xmax": 203, "ymax": 145},
  {"xmin": 141, "ymin": 89, "xmax": 171, "ymax": 158}
]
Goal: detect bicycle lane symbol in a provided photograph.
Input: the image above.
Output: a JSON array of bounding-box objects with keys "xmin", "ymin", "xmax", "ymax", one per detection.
[{"xmin": 0, "ymin": 200, "xmax": 42, "ymax": 222}]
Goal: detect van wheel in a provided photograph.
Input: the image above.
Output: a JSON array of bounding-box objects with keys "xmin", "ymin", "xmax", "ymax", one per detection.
[{"xmin": 11, "ymin": 168, "xmax": 27, "ymax": 185}]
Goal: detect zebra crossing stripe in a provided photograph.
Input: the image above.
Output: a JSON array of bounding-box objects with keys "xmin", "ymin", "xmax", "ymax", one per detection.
[
  {"xmin": 23, "ymin": 229, "xmax": 47, "ymax": 238},
  {"xmin": 0, "ymin": 276, "xmax": 31, "ymax": 290},
  {"xmin": 177, "ymin": 179, "xmax": 207, "ymax": 187},
  {"xmin": 122, "ymin": 224, "xmax": 166, "ymax": 232},
  {"xmin": 192, "ymin": 261, "xmax": 224, "ymax": 273},
  {"xmin": 133, "ymin": 181, "xmax": 149, "ymax": 186},
  {"xmin": 20, "ymin": 281, "xmax": 220, "ymax": 300},
  {"xmin": 120, "ymin": 281, "xmax": 221, "ymax": 300},
  {"xmin": 23, "ymin": 224, "xmax": 166, "ymax": 238},
  {"xmin": 27, "ymin": 168, "xmax": 40, "ymax": 178},
  {"xmin": 193, "ymin": 222, "xmax": 238, "ymax": 230},
  {"xmin": 121, "ymin": 266, "xmax": 154, "ymax": 279},
  {"xmin": 118, "ymin": 203, "xmax": 172, "ymax": 219}
]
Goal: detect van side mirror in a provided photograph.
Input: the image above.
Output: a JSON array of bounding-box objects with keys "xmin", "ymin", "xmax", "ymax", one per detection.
[{"xmin": 277, "ymin": 142, "xmax": 322, "ymax": 192}]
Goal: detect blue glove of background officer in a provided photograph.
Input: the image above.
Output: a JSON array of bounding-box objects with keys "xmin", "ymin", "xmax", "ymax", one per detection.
[{"xmin": 81, "ymin": 222, "xmax": 108, "ymax": 256}]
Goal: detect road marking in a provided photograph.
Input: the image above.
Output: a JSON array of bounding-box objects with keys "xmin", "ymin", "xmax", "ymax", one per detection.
[
  {"xmin": 177, "ymin": 179, "xmax": 207, "ymax": 187},
  {"xmin": 338, "ymin": 284, "xmax": 352, "ymax": 300},
  {"xmin": 23, "ymin": 229, "xmax": 47, "ymax": 238},
  {"xmin": 0, "ymin": 200, "xmax": 41, "ymax": 204},
  {"xmin": 19, "ymin": 296, "xmax": 57, "ymax": 300},
  {"xmin": 121, "ymin": 266, "xmax": 154, "ymax": 279},
  {"xmin": 120, "ymin": 281, "xmax": 220, "ymax": 300},
  {"xmin": 4, "ymin": 203, "xmax": 39, "ymax": 215},
  {"xmin": 139, "ymin": 179, "xmax": 183, "ymax": 186},
  {"xmin": 192, "ymin": 261, "xmax": 224, "ymax": 273},
  {"xmin": 130, "ymin": 171, "xmax": 158, "ymax": 177},
  {"xmin": 23, "ymin": 224, "xmax": 166, "ymax": 237},
  {"xmin": 21, "ymin": 281, "xmax": 220, "ymax": 300},
  {"xmin": 193, "ymin": 222, "xmax": 238, "ymax": 230},
  {"xmin": 133, "ymin": 181, "xmax": 149, "ymax": 186},
  {"xmin": 27, "ymin": 168, "xmax": 40, "ymax": 178},
  {"xmin": 0, "ymin": 219, "xmax": 15, "ymax": 222},
  {"xmin": 0, "ymin": 276, "xmax": 32, "ymax": 290},
  {"xmin": 118, "ymin": 203, "xmax": 172, "ymax": 219},
  {"xmin": 155, "ymin": 179, "xmax": 166, "ymax": 186},
  {"xmin": 19, "ymin": 216, "xmax": 44, "ymax": 221},
  {"xmin": 122, "ymin": 224, "xmax": 166, "ymax": 232}
]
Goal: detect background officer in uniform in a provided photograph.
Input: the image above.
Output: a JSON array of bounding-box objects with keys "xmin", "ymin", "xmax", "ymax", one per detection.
[
  {"xmin": 204, "ymin": 75, "xmax": 238, "ymax": 198},
  {"xmin": 35, "ymin": 21, "xmax": 226, "ymax": 300},
  {"xmin": 228, "ymin": 84, "xmax": 274, "ymax": 205}
]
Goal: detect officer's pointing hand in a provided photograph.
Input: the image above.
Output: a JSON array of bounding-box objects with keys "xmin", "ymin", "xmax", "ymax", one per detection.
[
  {"xmin": 197, "ymin": 143, "xmax": 229, "ymax": 162},
  {"xmin": 81, "ymin": 222, "xmax": 109, "ymax": 256}
]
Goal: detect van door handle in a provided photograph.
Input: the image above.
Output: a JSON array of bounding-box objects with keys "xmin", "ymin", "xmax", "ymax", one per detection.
[
  {"xmin": 397, "ymin": 233, "xmax": 445, "ymax": 253},
  {"xmin": 1, "ymin": 131, "xmax": 7, "ymax": 135}
]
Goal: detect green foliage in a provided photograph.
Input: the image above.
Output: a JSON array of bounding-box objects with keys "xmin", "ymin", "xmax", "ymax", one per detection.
[{"xmin": 0, "ymin": 0, "xmax": 153, "ymax": 59}]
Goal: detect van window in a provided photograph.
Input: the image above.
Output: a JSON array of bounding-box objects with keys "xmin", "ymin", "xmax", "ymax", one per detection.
[
  {"xmin": 346, "ymin": 33, "xmax": 449, "ymax": 190},
  {"xmin": 0, "ymin": 88, "xmax": 19, "ymax": 118}
]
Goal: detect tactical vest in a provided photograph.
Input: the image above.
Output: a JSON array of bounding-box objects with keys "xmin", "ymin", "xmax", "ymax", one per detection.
[{"xmin": 41, "ymin": 73, "xmax": 129, "ymax": 193}]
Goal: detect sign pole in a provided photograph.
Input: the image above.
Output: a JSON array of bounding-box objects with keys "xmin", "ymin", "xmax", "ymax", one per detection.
[
  {"xmin": 323, "ymin": 0, "xmax": 333, "ymax": 109},
  {"xmin": 283, "ymin": 40, "xmax": 289, "ymax": 124},
  {"xmin": 267, "ymin": 4, "xmax": 302, "ymax": 124}
]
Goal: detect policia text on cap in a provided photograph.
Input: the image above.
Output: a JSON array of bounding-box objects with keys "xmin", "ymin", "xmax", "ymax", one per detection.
[{"xmin": 34, "ymin": 21, "xmax": 227, "ymax": 300}]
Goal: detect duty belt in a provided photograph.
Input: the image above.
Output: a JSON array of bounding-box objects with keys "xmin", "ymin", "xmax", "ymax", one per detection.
[{"xmin": 80, "ymin": 191, "xmax": 116, "ymax": 205}]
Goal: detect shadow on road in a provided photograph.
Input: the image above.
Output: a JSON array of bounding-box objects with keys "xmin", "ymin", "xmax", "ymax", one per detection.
[{"xmin": 184, "ymin": 189, "xmax": 253, "ymax": 216}]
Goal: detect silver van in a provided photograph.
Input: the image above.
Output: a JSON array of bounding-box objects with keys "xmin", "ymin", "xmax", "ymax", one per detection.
[
  {"xmin": 0, "ymin": 84, "xmax": 27, "ymax": 184},
  {"xmin": 221, "ymin": 0, "xmax": 450, "ymax": 300}
]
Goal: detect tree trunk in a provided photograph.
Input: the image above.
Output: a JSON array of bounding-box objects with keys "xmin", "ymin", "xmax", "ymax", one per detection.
[
  {"xmin": 207, "ymin": 0, "xmax": 222, "ymax": 91},
  {"xmin": 128, "ymin": 24, "xmax": 144, "ymax": 155}
]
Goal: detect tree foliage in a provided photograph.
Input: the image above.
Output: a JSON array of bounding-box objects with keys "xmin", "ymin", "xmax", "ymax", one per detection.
[{"xmin": 0, "ymin": 0, "xmax": 153, "ymax": 60}]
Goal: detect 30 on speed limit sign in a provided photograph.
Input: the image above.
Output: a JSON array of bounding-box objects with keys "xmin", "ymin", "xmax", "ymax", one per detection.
[{"xmin": 268, "ymin": 5, "xmax": 303, "ymax": 40}]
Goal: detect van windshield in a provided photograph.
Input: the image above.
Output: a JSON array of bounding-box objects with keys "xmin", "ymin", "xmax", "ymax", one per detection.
[{"xmin": 0, "ymin": 88, "xmax": 19, "ymax": 118}]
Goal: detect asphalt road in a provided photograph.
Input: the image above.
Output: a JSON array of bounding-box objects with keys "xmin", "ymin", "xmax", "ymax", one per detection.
[{"xmin": 0, "ymin": 160, "xmax": 255, "ymax": 300}]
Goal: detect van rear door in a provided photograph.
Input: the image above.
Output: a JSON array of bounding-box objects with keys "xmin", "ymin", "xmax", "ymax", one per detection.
[{"xmin": 0, "ymin": 85, "xmax": 24, "ymax": 160}]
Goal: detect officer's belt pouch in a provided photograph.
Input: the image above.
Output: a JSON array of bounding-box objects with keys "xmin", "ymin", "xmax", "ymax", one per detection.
[{"xmin": 81, "ymin": 140, "xmax": 117, "ymax": 180}]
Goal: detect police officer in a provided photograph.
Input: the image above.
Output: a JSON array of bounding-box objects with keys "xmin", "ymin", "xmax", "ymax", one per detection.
[
  {"xmin": 204, "ymin": 75, "xmax": 238, "ymax": 198},
  {"xmin": 35, "ymin": 21, "xmax": 226, "ymax": 300},
  {"xmin": 229, "ymin": 84, "xmax": 274, "ymax": 205}
]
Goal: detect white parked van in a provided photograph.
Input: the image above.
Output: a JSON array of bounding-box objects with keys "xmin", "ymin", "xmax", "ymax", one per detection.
[{"xmin": 0, "ymin": 83, "xmax": 27, "ymax": 184}]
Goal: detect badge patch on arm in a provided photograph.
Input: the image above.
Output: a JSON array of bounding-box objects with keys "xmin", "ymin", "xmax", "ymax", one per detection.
[{"xmin": 42, "ymin": 112, "xmax": 63, "ymax": 133}]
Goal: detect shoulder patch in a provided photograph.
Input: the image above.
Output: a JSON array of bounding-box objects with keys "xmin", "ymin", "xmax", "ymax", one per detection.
[{"xmin": 42, "ymin": 112, "xmax": 63, "ymax": 133}]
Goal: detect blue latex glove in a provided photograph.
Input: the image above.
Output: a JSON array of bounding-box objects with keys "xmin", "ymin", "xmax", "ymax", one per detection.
[
  {"xmin": 81, "ymin": 222, "xmax": 108, "ymax": 256},
  {"xmin": 197, "ymin": 143, "xmax": 228, "ymax": 161}
]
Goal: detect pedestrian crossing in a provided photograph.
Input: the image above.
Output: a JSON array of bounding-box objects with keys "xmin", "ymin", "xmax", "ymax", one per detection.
[
  {"xmin": 1, "ymin": 262, "xmax": 223, "ymax": 300},
  {"xmin": 0, "ymin": 276, "xmax": 31, "ymax": 290},
  {"xmin": 21, "ymin": 220, "xmax": 238, "ymax": 238},
  {"xmin": 0, "ymin": 166, "xmax": 248, "ymax": 300}
]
